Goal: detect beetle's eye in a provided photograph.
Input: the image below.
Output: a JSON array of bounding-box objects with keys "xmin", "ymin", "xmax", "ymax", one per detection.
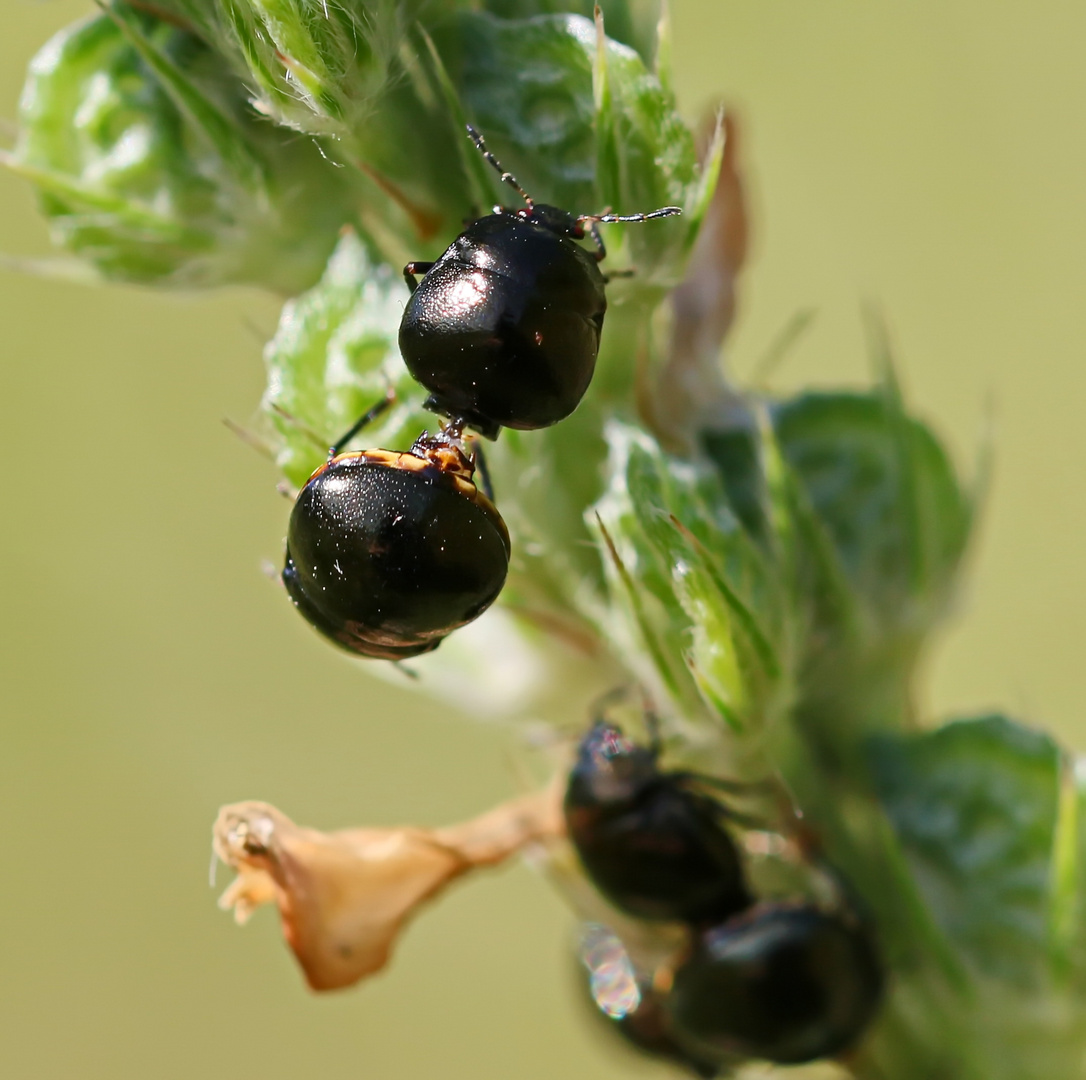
[{"xmin": 591, "ymin": 727, "xmax": 634, "ymax": 765}]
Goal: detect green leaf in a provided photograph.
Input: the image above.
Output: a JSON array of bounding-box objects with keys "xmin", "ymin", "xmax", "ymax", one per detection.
[
  {"xmin": 775, "ymin": 389, "xmax": 973, "ymax": 636},
  {"xmin": 10, "ymin": 12, "xmax": 362, "ymax": 291},
  {"xmin": 870, "ymin": 715, "xmax": 1084, "ymax": 984},
  {"xmin": 481, "ymin": 0, "xmax": 658, "ymax": 63},
  {"xmin": 261, "ymin": 228, "xmax": 430, "ymax": 489},
  {"xmin": 862, "ymin": 715, "xmax": 1086, "ymax": 1079}
]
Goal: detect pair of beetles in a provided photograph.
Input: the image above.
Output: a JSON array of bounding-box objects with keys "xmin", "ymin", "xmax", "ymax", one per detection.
[
  {"xmin": 281, "ymin": 126, "xmax": 680, "ymax": 661},
  {"xmin": 566, "ymin": 712, "xmax": 883, "ymax": 1072},
  {"xmin": 279, "ymin": 128, "xmax": 882, "ymax": 1067}
]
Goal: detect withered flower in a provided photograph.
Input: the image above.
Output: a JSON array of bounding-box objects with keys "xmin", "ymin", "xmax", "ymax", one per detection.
[{"xmin": 213, "ymin": 787, "xmax": 564, "ymax": 992}]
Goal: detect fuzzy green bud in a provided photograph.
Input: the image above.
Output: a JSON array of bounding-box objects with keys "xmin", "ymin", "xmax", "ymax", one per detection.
[{"xmin": 206, "ymin": 0, "xmax": 415, "ymax": 136}]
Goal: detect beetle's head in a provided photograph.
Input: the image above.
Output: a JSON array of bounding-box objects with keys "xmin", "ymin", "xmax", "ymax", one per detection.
[
  {"xmin": 511, "ymin": 203, "xmax": 585, "ymax": 239},
  {"xmin": 570, "ymin": 721, "xmax": 659, "ymax": 804}
]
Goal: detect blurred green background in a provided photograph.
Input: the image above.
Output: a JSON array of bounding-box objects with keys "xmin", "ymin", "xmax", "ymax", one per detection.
[{"xmin": 2, "ymin": 2, "xmax": 1084, "ymax": 1078}]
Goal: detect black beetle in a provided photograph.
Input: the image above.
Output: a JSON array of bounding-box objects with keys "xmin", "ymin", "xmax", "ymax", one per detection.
[
  {"xmin": 282, "ymin": 427, "xmax": 509, "ymax": 660},
  {"xmin": 577, "ymin": 923, "xmax": 723, "ymax": 1078},
  {"xmin": 668, "ymin": 902, "xmax": 884, "ymax": 1065},
  {"xmin": 399, "ymin": 126, "xmax": 682, "ymax": 437},
  {"xmin": 564, "ymin": 720, "xmax": 752, "ymax": 923}
]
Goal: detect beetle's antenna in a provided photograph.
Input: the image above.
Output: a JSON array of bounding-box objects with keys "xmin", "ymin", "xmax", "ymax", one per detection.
[
  {"xmin": 466, "ymin": 125, "xmax": 533, "ymax": 208},
  {"xmin": 582, "ymin": 206, "xmax": 683, "ymax": 225}
]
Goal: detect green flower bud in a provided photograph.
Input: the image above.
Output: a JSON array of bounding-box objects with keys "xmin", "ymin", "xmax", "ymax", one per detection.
[{"xmin": 6, "ymin": 10, "xmax": 363, "ymax": 292}]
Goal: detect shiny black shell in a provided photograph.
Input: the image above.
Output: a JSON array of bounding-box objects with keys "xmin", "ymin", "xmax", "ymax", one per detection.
[
  {"xmin": 669, "ymin": 904, "xmax": 884, "ymax": 1065},
  {"xmin": 282, "ymin": 450, "xmax": 510, "ymax": 660},
  {"xmin": 564, "ymin": 723, "xmax": 751, "ymax": 923},
  {"xmin": 399, "ymin": 208, "xmax": 607, "ymax": 433}
]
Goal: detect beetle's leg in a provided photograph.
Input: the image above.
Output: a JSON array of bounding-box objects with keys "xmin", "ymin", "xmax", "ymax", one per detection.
[
  {"xmin": 585, "ymin": 219, "xmax": 607, "ymax": 261},
  {"xmin": 716, "ymin": 807, "xmax": 769, "ymax": 831},
  {"xmin": 465, "ymin": 124, "xmax": 534, "ymax": 208},
  {"xmin": 644, "ymin": 705, "xmax": 665, "ymax": 756},
  {"xmin": 672, "ymin": 770, "xmax": 778, "ymax": 796},
  {"xmin": 328, "ymin": 385, "xmax": 397, "ymax": 458},
  {"xmin": 470, "ymin": 439, "xmax": 496, "ymax": 503},
  {"xmin": 403, "ymin": 261, "xmax": 435, "ymax": 293},
  {"xmin": 676, "ymin": 770, "xmax": 797, "ymax": 834},
  {"xmin": 682, "ymin": 789, "xmax": 768, "ymax": 832}
]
